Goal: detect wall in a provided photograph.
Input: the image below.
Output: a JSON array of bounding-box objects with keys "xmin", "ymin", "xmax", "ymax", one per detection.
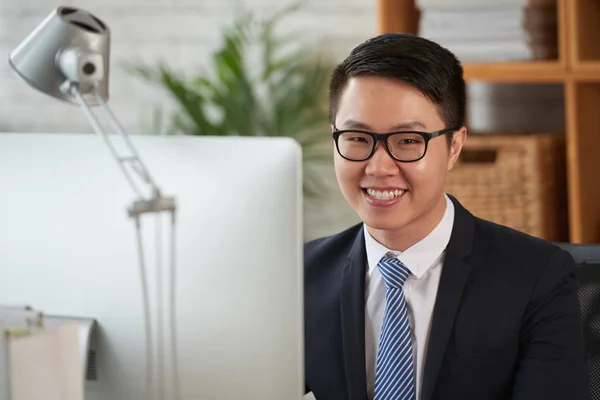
[
  {"xmin": 0, "ymin": 0, "xmax": 371, "ymax": 239},
  {"xmin": 0, "ymin": 0, "xmax": 566, "ymax": 240},
  {"xmin": 0, "ymin": 0, "xmax": 377, "ymax": 133}
]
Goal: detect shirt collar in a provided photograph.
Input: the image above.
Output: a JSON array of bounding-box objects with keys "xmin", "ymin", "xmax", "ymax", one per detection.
[{"xmin": 364, "ymin": 194, "xmax": 455, "ymax": 279}]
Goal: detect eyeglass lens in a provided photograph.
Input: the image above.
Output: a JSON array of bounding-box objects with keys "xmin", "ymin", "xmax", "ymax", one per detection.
[{"xmin": 337, "ymin": 131, "xmax": 426, "ymax": 161}]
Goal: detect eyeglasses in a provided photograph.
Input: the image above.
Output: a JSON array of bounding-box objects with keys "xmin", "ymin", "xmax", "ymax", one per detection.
[{"xmin": 332, "ymin": 127, "xmax": 457, "ymax": 162}]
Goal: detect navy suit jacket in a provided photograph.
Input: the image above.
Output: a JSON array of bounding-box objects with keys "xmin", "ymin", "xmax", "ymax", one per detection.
[{"xmin": 304, "ymin": 196, "xmax": 589, "ymax": 400}]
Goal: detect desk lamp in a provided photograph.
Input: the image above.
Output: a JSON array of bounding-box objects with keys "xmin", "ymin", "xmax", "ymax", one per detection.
[{"xmin": 9, "ymin": 7, "xmax": 179, "ymax": 400}]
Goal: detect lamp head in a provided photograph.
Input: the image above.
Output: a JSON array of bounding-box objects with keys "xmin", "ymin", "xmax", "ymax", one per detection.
[{"xmin": 9, "ymin": 6, "xmax": 110, "ymax": 106}]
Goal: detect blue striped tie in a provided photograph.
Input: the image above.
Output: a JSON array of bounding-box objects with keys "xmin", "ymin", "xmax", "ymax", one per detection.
[{"xmin": 374, "ymin": 256, "xmax": 416, "ymax": 400}]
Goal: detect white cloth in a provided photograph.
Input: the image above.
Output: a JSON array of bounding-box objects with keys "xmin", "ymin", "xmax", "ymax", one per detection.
[{"xmin": 364, "ymin": 194, "xmax": 455, "ymax": 400}]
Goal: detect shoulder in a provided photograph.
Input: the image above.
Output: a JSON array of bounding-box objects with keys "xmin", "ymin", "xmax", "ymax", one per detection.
[
  {"xmin": 304, "ymin": 223, "xmax": 363, "ymax": 260},
  {"xmin": 470, "ymin": 216, "xmax": 574, "ymax": 276},
  {"xmin": 303, "ymin": 223, "xmax": 363, "ymax": 275},
  {"xmin": 448, "ymin": 195, "xmax": 571, "ymax": 269},
  {"xmin": 474, "ymin": 217, "xmax": 567, "ymax": 257},
  {"xmin": 457, "ymin": 215, "xmax": 578, "ymax": 323}
]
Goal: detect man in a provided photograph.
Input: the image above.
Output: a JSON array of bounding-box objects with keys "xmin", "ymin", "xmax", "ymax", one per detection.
[{"xmin": 304, "ymin": 33, "xmax": 589, "ymax": 400}]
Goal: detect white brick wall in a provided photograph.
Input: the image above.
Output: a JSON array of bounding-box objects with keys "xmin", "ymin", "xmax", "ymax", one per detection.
[
  {"xmin": 0, "ymin": 0, "xmax": 566, "ymax": 240},
  {"xmin": 0, "ymin": 0, "xmax": 370, "ymax": 239},
  {"xmin": 1, "ymin": 0, "xmax": 566, "ymax": 135},
  {"xmin": 0, "ymin": 0, "xmax": 377, "ymax": 133}
]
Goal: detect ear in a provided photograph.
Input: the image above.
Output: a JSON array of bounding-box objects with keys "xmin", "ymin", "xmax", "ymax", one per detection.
[
  {"xmin": 330, "ymin": 124, "xmax": 336, "ymax": 144},
  {"xmin": 447, "ymin": 127, "xmax": 467, "ymax": 171}
]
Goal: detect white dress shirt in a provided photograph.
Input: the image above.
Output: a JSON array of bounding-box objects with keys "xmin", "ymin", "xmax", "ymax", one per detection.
[{"xmin": 364, "ymin": 194, "xmax": 455, "ymax": 400}]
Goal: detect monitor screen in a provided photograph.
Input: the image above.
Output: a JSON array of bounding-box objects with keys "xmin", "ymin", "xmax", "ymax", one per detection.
[{"xmin": 0, "ymin": 132, "xmax": 304, "ymax": 400}]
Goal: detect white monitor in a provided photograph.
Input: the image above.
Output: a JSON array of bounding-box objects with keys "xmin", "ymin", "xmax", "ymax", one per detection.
[{"xmin": 0, "ymin": 132, "xmax": 304, "ymax": 400}]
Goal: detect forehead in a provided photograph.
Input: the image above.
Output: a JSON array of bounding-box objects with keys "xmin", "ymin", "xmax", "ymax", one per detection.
[{"xmin": 335, "ymin": 76, "xmax": 443, "ymax": 132}]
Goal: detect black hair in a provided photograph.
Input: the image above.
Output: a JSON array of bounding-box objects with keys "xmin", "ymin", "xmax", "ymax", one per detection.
[{"xmin": 329, "ymin": 33, "xmax": 466, "ymax": 146}]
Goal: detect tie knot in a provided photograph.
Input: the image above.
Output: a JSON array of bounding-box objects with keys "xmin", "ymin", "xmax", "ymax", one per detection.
[{"xmin": 378, "ymin": 256, "xmax": 410, "ymax": 289}]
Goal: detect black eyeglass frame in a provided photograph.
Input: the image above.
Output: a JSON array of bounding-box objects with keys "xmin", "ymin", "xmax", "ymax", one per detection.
[{"xmin": 332, "ymin": 126, "xmax": 458, "ymax": 162}]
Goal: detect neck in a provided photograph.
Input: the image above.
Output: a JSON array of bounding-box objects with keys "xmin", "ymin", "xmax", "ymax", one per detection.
[{"xmin": 367, "ymin": 194, "xmax": 447, "ymax": 252}]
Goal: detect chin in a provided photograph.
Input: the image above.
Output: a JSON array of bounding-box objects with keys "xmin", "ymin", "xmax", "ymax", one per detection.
[{"xmin": 360, "ymin": 213, "xmax": 412, "ymax": 232}]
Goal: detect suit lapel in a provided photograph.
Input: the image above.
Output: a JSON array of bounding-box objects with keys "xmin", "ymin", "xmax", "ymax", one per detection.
[
  {"xmin": 421, "ymin": 196, "xmax": 475, "ymax": 400},
  {"xmin": 420, "ymin": 253, "xmax": 470, "ymax": 400},
  {"xmin": 340, "ymin": 226, "xmax": 368, "ymax": 400}
]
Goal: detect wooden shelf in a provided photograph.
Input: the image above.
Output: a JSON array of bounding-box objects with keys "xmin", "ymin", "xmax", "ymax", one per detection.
[
  {"xmin": 571, "ymin": 62, "xmax": 600, "ymax": 81},
  {"xmin": 463, "ymin": 61, "xmax": 566, "ymax": 83},
  {"xmin": 569, "ymin": 0, "xmax": 600, "ymax": 62},
  {"xmin": 565, "ymin": 81, "xmax": 600, "ymax": 242}
]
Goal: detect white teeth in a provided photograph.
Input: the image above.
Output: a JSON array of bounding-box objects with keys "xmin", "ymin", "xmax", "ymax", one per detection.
[{"xmin": 366, "ymin": 189, "xmax": 405, "ymax": 200}]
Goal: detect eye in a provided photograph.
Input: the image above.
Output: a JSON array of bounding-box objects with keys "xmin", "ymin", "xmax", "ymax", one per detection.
[
  {"xmin": 393, "ymin": 134, "xmax": 424, "ymax": 146},
  {"xmin": 396, "ymin": 138, "xmax": 421, "ymax": 146},
  {"xmin": 339, "ymin": 132, "xmax": 372, "ymax": 144},
  {"xmin": 399, "ymin": 138, "xmax": 417, "ymax": 144}
]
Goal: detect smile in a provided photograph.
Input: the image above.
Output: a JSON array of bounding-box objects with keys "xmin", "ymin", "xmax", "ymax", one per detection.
[
  {"xmin": 362, "ymin": 188, "xmax": 407, "ymax": 208},
  {"xmin": 365, "ymin": 188, "xmax": 405, "ymax": 200}
]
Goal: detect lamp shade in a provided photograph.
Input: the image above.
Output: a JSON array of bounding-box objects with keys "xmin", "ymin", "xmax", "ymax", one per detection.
[{"xmin": 9, "ymin": 6, "xmax": 110, "ymax": 106}]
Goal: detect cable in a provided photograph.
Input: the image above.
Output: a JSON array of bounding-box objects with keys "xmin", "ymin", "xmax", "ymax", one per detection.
[
  {"xmin": 156, "ymin": 213, "xmax": 165, "ymax": 400},
  {"xmin": 134, "ymin": 216, "xmax": 154, "ymax": 400},
  {"xmin": 169, "ymin": 210, "xmax": 181, "ymax": 400}
]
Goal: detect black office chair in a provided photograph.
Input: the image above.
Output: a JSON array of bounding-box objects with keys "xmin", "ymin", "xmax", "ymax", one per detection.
[{"xmin": 555, "ymin": 242, "xmax": 600, "ymax": 400}]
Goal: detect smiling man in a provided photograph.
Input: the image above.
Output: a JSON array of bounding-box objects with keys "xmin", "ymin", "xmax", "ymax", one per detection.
[{"xmin": 303, "ymin": 33, "xmax": 589, "ymax": 400}]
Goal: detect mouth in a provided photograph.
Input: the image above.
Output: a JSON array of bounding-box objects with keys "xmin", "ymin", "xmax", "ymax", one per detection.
[{"xmin": 362, "ymin": 187, "xmax": 407, "ymax": 207}]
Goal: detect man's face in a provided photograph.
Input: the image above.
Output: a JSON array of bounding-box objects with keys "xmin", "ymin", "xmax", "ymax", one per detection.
[{"xmin": 333, "ymin": 76, "xmax": 466, "ymax": 243}]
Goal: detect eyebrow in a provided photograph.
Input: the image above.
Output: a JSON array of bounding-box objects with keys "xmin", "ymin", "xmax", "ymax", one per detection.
[{"xmin": 340, "ymin": 119, "xmax": 427, "ymax": 131}]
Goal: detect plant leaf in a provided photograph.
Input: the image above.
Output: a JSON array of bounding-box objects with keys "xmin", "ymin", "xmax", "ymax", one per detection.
[{"xmin": 124, "ymin": 1, "xmax": 333, "ymax": 200}]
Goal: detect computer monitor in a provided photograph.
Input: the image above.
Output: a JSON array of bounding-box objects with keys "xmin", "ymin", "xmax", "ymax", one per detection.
[{"xmin": 0, "ymin": 132, "xmax": 304, "ymax": 400}]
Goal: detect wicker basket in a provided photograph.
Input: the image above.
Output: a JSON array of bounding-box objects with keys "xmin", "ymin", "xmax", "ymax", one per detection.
[{"xmin": 444, "ymin": 132, "xmax": 568, "ymax": 241}]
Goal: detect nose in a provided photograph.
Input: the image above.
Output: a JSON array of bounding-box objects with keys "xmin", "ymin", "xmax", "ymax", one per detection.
[{"xmin": 365, "ymin": 142, "xmax": 399, "ymax": 177}]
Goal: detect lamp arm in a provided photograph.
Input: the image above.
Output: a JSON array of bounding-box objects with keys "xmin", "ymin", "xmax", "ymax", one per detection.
[
  {"xmin": 66, "ymin": 82, "xmax": 179, "ymax": 400},
  {"xmin": 68, "ymin": 83, "xmax": 176, "ymax": 217}
]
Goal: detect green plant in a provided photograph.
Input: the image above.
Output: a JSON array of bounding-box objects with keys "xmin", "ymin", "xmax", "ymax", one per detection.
[{"xmin": 124, "ymin": 4, "xmax": 333, "ymax": 200}]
